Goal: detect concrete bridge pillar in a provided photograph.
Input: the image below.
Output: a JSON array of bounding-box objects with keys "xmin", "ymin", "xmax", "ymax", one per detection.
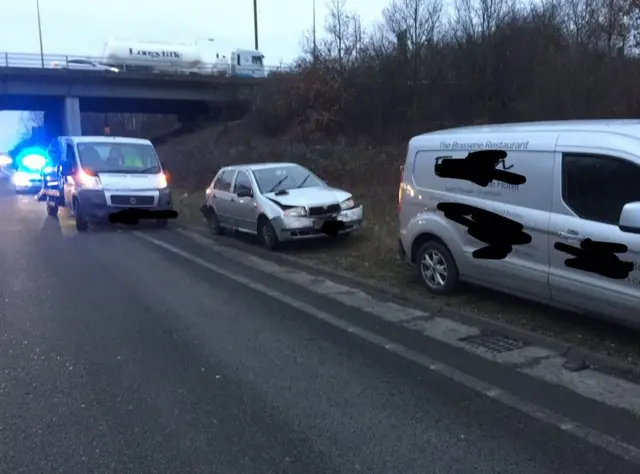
[
  {"xmin": 43, "ymin": 97, "xmax": 82, "ymax": 139},
  {"xmin": 62, "ymin": 97, "xmax": 82, "ymax": 135}
]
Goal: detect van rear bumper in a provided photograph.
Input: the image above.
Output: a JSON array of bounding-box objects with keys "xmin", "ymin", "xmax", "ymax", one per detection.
[{"xmin": 398, "ymin": 238, "xmax": 413, "ymax": 266}]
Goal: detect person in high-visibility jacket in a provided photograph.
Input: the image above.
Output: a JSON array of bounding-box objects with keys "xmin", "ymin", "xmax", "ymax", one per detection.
[
  {"xmin": 123, "ymin": 148, "xmax": 143, "ymax": 168},
  {"xmin": 107, "ymin": 147, "xmax": 143, "ymax": 169}
]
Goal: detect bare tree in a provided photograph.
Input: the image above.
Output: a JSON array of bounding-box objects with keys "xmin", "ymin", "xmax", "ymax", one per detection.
[
  {"xmin": 383, "ymin": 0, "xmax": 443, "ymax": 120},
  {"xmin": 560, "ymin": 0, "xmax": 602, "ymax": 46},
  {"xmin": 352, "ymin": 14, "xmax": 365, "ymax": 62},
  {"xmin": 21, "ymin": 111, "xmax": 44, "ymax": 132},
  {"xmin": 384, "ymin": 0, "xmax": 443, "ymax": 47},
  {"xmin": 451, "ymin": 0, "xmax": 515, "ymax": 40},
  {"xmin": 324, "ymin": 0, "xmax": 358, "ymax": 70},
  {"xmin": 596, "ymin": 0, "xmax": 631, "ymax": 53}
]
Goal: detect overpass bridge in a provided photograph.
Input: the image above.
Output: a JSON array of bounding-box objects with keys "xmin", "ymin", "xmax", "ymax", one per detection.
[{"xmin": 0, "ymin": 52, "xmax": 289, "ymax": 138}]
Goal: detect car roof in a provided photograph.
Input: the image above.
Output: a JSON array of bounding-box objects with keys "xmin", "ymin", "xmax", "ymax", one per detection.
[{"xmin": 224, "ymin": 162, "xmax": 301, "ymax": 171}]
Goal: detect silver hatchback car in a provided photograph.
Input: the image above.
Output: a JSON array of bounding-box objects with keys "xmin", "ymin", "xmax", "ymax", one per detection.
[{"xmin": 201, "ymin": 162, "xmax": 364, "ymax": 249}]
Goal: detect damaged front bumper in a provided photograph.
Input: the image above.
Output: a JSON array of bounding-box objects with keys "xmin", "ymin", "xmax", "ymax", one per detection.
[{"xmin": 272, "ymin": 205, "xmax": 364, "ymax": 241}]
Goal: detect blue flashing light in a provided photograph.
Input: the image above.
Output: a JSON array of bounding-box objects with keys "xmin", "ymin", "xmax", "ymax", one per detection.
[
  {"xmin": 22, "ymin": 154, "xmax": 46, "ymax": 170},
  {"xmin": 15, "ymin": 147, "xmax": 49, "ymax": 171}
]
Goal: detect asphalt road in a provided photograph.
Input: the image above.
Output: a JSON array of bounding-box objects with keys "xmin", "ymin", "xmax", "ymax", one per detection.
[{"xmin": 1, "ymin": 179, "xmax": 639, "ymax": 474}]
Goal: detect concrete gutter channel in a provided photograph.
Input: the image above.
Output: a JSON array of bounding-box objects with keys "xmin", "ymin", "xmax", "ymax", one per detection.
[{"xmin": 170, "ymin": 222, "xmax": 640, "ymax": 421}]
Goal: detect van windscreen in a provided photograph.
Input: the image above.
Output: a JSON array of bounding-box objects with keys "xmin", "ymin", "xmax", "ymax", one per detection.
[{"xmin": 77, "ymin": 142, "xmax": 161, "ymax": 174}]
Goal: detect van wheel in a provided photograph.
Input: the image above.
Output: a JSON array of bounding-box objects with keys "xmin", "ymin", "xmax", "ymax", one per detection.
[
  {"xmin": 74, "ymin": 200, "xmax": 88, "ymax": 232},
  {"xmin": 46, "ymin": 203, "xmax": 58, "ymax": 217},
  {"xmin": 259, "ymin": 218, "xmax": 280, "ymax": 250},
  {"xmin": 416, "ymin": 241, "xmax": 459, "ymax": 295}
]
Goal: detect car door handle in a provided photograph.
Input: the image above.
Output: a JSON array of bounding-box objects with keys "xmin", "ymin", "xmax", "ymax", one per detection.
[{"xmin": 557, "ymin": 230, "xmax": 582, "ymax": 241}]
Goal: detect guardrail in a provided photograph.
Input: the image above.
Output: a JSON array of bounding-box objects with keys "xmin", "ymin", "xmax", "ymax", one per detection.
[{"xmin": 0, "ymin": 52, "xmax": 294, "ymax": 77}]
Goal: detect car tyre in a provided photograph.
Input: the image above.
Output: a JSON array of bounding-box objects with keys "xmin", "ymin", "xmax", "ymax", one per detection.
[
  {"xmin": 416, "ymin": 240, "xmax": 459, "ymax": 295},
  {"xmin": 74, "ymin": 200, "xmax": 88, "ymax": 232},
  {"xmin": 259, "ymin": 218, "xmax": 280, "ymax": 250},
  {"xmin": 205, "ymin": 206, "xmax": 224, "ymax": 235}
]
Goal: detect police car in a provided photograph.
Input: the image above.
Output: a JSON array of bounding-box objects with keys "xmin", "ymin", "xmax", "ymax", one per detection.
[{"xmin": 10, "ymin": 153, "xmax": 46, "ymax": 193}]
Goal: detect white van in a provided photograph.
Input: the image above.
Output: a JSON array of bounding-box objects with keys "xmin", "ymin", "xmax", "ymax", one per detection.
[
  {"xmin": 41, "ymin": 136, "xmax": 174, "ymax": 231},
  {"xmin": 398, "ymin": 120, "xmax": 640, "ymax": 326}
]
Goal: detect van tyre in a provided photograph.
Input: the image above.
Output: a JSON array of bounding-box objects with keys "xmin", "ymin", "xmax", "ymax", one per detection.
[
  {"xmin": 416, "ymin": 241, "xmax": 459, "ymax": 295},
  {"xmin": 74, "ymin": 201, "xmax": 88, "ymax": 232},
  {"xmin": 46, "ymin": 203, "xmax": 58, "ymax": 217},
  {"xmin": 259, "ymin": 218, "xmax": 280, "ymax": 250}
]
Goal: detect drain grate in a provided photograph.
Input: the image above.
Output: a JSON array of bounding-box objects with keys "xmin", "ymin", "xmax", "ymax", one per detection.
[{"xmin": 458, "ymin": 333, "xmax": 524, "ymax": 354}]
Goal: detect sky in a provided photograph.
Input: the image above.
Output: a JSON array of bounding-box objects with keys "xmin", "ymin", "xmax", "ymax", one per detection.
[{"xmin": 0, "ymin": 0, "xmax": 388, "ymax": 152}]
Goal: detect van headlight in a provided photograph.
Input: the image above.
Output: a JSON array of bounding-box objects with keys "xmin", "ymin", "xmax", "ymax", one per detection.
[
  {"xmin": 157, "ymin": 173, "xmax": 168, "ymax": 189},
  {"xmin": 340, "ymin": 198, "xmax": 356, "ymax": 210},
  {"xmin": 283, "ymin": 206, "xmax": 307, "ymax": 217},
  {"xmin": 76, "ymin": 170, "xmax": 102, "ymax": 189}
]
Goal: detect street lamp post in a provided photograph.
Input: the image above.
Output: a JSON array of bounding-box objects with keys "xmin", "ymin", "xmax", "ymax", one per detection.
[
  {"xmin": 36, "ymin": 0, "xmax": 44, "ymax": 68},
  {"xmin": 253, "ymin": 0, "xmax": 259, "ymax": 50}
]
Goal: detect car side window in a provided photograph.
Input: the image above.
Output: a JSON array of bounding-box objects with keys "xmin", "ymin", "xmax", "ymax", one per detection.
[
  {"xmin": 216, "ymin": 170, "xmax": 233, "ymax": 192},
  {"xmin": 562, "ymin": 153, "xmax": 640, "ymax": 225},
  {"xmin": 211, "ymin": 174, "xmax": 221, "ymax": 190},
  {"xmin": 234, "ymin": 171, "xmax": 253, "ymax": 195}
]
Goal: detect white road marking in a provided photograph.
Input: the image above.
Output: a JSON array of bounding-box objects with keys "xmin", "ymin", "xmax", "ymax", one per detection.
[
  {"xmin": 172, "ymin": 227, "xmax": 640, "ymax": 417},
  {"xmin": 135, "ymin": 231, "xmax": 640, "ymax": 464},
  {"xmin": 176, "ymin": 228, "xmax": 430, "ymax": 323}
]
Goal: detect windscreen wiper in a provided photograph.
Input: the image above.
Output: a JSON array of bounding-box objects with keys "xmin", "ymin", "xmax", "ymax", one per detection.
[
  {"xmin": 268, "ymin": 175, "xmax": 289, "ymax": 193},
  {"xmin": 295, "ymin": 174, "xmax": 310, "ymax": 189},
  {"xmin": 139, "ymin": 166, "xmax": 160, "ymax": 173}
]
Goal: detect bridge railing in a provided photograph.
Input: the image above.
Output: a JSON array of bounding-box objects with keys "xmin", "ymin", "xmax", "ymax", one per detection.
[{"xmin": 0, "ymin": 52, "xmax": 295, "ymax": 77}]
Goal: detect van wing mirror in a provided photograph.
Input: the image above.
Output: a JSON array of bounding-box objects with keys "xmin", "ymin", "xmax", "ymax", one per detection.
[{"xmin": 618, "ymin": 202, "xmax": 640, "ymax": 234}]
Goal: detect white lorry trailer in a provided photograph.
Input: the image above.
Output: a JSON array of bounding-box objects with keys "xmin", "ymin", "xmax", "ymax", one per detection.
[
  {"xmin": 101, "ymin": 39, "xmax": 267, "ymax": 77},
  {"xmin": 101, "ymin": 39, "xmax": 204, "ymax": 74}
]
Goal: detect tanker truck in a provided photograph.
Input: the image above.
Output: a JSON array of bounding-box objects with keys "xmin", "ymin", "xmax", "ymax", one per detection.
[
  {"xmin": 101, "ymin": 39, "xmax": 266, "ymax": 77},
  {"xmin": 101, "ymin": 39, "xmax": 205, "ymax": 74}
]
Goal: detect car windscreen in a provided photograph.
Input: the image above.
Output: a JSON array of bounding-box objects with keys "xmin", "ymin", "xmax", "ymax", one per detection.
[
  {"xmin": 76, "ymin": 142, "xmax": 161, "ymax": 174},
  {"xmin": 252, "ymin": 165, "xmax": 325, "ymax": 193}
]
